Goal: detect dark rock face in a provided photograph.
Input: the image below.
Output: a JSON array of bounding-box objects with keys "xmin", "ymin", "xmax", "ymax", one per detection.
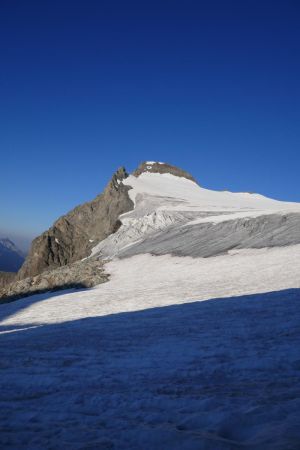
[
  {"xmin": 0, "ymin": 239, "xmax": 24, "ymax": 272},
  {"xmin": 133, "ymin": 161, "xmax": 197, "ymax": 183},
  {"xmin": 18, "ymin": 167, "xmax": 134, "ymax": 279}
]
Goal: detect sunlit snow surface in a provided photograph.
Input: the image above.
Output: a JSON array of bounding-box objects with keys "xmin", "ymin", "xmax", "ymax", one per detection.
[
  {"xmin": 1, "ymin": 245, "xmax": 300, "ymax": 449},
  {"xmin": 122, "ymin": 172, "xmax": 299, "ymax": 209}
]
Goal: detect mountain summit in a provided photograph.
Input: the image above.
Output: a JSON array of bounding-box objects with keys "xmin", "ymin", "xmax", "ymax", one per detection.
[
  {"xmin": 17, "ymin": 162, "xmax": 196, "ymax": 279},
  {"xmin": 133, "ymin": 161, "xmax": 197, "ymax": 182},
  {"xmin": 3, "ymin": 161, "xmax": 300, "ymax": 295}
]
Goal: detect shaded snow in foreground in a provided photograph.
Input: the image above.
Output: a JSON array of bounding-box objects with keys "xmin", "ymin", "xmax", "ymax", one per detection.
[{"xmin": 0, "ymin": 245, "xmax": 300, "ymax": 449}]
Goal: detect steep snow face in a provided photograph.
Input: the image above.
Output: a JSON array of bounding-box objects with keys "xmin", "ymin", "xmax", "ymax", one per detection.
[{"xmin": 91, "ymin": 172, "xmax": 300, "ymax": 259}]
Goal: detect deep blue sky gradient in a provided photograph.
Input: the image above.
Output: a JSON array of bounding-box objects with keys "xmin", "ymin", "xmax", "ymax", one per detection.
[{"xmin": 1, "ymin": 0, "xmax": 299, "ymax": 248}]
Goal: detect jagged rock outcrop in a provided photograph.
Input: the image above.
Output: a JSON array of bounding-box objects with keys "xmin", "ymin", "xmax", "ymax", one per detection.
[
  {"xmin": 133, "ymin": 161, "xmax": 197, "ymax": 183},
  {"xmin": 18, "ymin": 167, "xmax": 134, "ymax": 279}
]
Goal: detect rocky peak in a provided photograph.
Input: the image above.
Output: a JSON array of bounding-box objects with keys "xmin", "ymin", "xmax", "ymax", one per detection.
[
  {"xmin": 17, "ymin": 167, "xmax": 133, "ymax": 280},
  {"xmin": 132, "ymin": 161, "xmax": 197, "ymax": 183},
  {"xmin": 115, "ymin": 166, "xmax": 129, "ymax": 180},
  {"xmin": 107, "ymin": 166, "xmax": 129, "ymax": 192},
  {"xmin": 16, "ymin": 161, "xmax": 196, "ymax": 280}
]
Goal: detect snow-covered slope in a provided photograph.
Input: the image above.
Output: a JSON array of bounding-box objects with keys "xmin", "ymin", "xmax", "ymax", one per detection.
[
  {"xmin": 91, "ymin": 171, "xmax": 300, "ymax": 259},
  {"xmin": 124, "ymin": 171, "xmax": 297, "ymax": 210},
  {"xmin": 1, "ymin": 245, "xmax": 300, "ymax": 449},
  {"xmin": 1, "ymin": 164, "xmax": 300, "ymax": 449},
  {"xmin": 2, "ymin": 244, "xmax": 300, "ymax": 328}
]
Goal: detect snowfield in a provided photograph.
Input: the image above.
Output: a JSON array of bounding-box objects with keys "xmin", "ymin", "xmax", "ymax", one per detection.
[
  {"xmin": 1, "ymin": 245, "xmax": 300, "ymax": 449},
  {"xmin": 2, "ymin": 245, "xmax": 300, "ymax": 328},
  {"xmin": 1, "ymin": 170, "xmax": 300, "ymax": 449}
]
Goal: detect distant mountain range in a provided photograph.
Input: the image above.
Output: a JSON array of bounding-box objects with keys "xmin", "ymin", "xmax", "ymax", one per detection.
[{"xmin": 0, "ymin": 238, "xmax": 25, "ymax": 272}]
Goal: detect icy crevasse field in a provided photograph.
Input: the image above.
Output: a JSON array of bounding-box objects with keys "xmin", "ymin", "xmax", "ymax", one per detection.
[
  {"xmin": 1, "ymin": 245, "xmax": 300, "ymax": 450},
  {"xmin": 91, "ymin": 172, "xmax": 300, "ymax": 259}
]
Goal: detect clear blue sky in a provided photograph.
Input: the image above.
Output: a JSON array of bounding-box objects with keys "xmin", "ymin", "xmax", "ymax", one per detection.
[{"xmin": 1, "ymin": 0, "xmax": 299, "ymax": 249}]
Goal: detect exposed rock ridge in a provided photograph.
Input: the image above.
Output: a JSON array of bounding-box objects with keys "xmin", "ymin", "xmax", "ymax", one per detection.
[
  {"xmin": 133, "ymin": 161, "xmax": 197, "ymax": 183},
  {"xmin": 18, "ymin": 167, "xmax": 134, "ymax": 279}
]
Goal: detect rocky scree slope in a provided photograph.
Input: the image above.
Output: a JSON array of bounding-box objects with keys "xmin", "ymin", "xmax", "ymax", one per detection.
[{"xmin": 0, "ymin": 258, "xmax": 108, "ymax": 303}]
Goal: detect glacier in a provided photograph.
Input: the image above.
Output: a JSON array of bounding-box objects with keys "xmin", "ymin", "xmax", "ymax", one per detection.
[
  {"xmin": 1, "ymin": 167, "xmax": 300, "ymax": 449},
  {"xmin": 90, "ymin": 172, "xmax": 300, "ymax": 259}
]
